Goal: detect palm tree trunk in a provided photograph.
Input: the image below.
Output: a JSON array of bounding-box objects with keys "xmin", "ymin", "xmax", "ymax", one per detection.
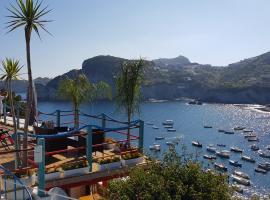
[
  {"xmin": 8, "ymin": 81, "xmax": 20, "ymax": 168},
  {"xmin": 22, "ymin": 26, "xmax": 34, "ymax": 167},
  {"xmin": 127, "ymin": 111, "xmax": 131, "ymax": 148},
  {"xmin": 74, "ymin": 103, "xmax": 79, "ymax": 128}
]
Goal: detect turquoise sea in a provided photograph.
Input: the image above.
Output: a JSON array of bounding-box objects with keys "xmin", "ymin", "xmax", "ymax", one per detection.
[{"xmin": 38, "ymin": 101, "xmax": 270, "ymax": 197}]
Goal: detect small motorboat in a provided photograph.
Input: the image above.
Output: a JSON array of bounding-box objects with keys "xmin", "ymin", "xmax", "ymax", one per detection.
[
  {"xmin": 152, "ymin": 125, "xmax": 159, "ymax": 129},
  {"xmin": 255, "ymin": 168, "xmax": 267, "ymax": 174},
  {"xmin": 217, "ymin": 144, "xmax": 226, "ymax": 147},
  {"xmin": 163, "ymin": 120, "xmax": 174, "ymax": 126},
  {"xmin": 224, "ymin": 131, "xmax": 234, "ymax": 134},
  {"xmin": 258, "ymin": 150, "xmax": 270, "ymax": 158},
  {"xmin": 233, "ymin": 170, "xmax": 250, "ymax": 179},
  {"xmin": 247, "ymin": 137, "xmax": 259, "ymax": 142},
  {"xmin": 229, "ymin": 160, "xmax": 242, "ymax": 167},
  {"xmin": 155, "ymin": 136, "xmax": 165, "ymax": 140},
  {"xmin": 230, "ymin": 146, "xmax": 243, "ymax": 153},
  {"xmin": 203, "ymin": 154, "xmax": 216, "ymax": 160},
  {"xmin": 250, "ymin": 144, "xmax": 259, "ymax": 151},
  {"xmin": 258, "ymin": 162, "xmax": 270, "ymax": 171},
  {"xmin": 241, "ymin": 155, "xmax": 255, "ymax": 163},
  {"xmin": 146, "ymin": 121, "xmax": 154, "ymax": 125},
  {"xmin": 218, "ymin": 129, "xmax": 225, "ymax": 132},
  {"xmin": 234, "ymin": 126, "xmax": 245, "ymax": 131},
  {"xmin": 243, "ymin": 129, "xmax": 253, "ymax": 133},
  {"xmin": 192, "ymin": 141, "xmax": 202, "ymax": 147},
  {"xmin": 231, "ymin": 174, "xmax": 250, "ymax": 186},
  {"xmin": 167, "ymin": 128, "xmax": 176, "ymax": 132},
  {"xmin": 164, "ymin": 125, "xmax": 173, "ymax": 129},
  {"xmin": 204, "ymin": 125, "xmax": 212, "ymax": 128},
  {"xmin": 216, "ymin": 150, "xmax": 230, "ymax": 158},
  {"xmin": 214, "ymin": 163, "xmax": 227, "ymax": 171},
  {"xmin": 244, "ymin": 134, "xmax": 257, "ymax": 138},
  {"xmin": 206, "ymin": 145, "xmax": 217, "ymax": 153},
  {"xmin": 149, "ymin": 144, "xmax": 161, "ymax": 151}
]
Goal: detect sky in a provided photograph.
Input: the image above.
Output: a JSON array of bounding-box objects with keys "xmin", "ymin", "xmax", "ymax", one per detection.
[{"xmin": 0, "ymin": 0, "xmax": 270, "ymax": 78}]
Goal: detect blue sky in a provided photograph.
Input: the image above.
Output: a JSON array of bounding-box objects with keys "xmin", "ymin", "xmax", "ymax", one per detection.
[{"xmin": 0, "ymin": 0, "xmax": 270, "ymax": 78}]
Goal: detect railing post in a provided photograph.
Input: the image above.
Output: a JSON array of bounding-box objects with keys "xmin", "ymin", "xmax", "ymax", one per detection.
[
  {"xmin": 56, "ymin": 110, "xmax": 61, "ymax": 127},
  {"xmin": 3, "ymin": 103, "xmax": 7, "ymax": 125},
  {"xmin": 37, "ymin": 138, "xmax": 45, "ymax": 197},
  {"xmin": 16, "ymin": 104, "xmax": 20, "ymax": 129},
  {"xmin": 139, "ymin": 120, "xmax": 144, "ymax": 153},
  {"xmin": 101, "ymin": 113, "xmax": 106, "ymax": 129},
  {"xmin": 86, "ymin": 126, "xmax": 93, "ymax": 172}
]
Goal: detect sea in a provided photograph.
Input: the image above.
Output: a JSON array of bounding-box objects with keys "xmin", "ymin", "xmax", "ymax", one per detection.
[{"xmin": 38, "ymin": 100, "xmax": 270, "ymax": 197}]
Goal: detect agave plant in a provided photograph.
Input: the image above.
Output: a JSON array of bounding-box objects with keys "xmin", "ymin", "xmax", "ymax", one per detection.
[
  {"xmin": 1, "ymin": 58, "xmax": 23, "ymax": 168},
  {"xmin": 6, "ymin": 0, "xmax": 51, "ymax": 166}
]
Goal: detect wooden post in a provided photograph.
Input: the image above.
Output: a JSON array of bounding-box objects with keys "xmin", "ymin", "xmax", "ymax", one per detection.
[
  {"xmin": 37, "ymin": 138, "xmax": 45, "ymax": 197},
  {"xmin": 3, "ymin": 103, "xmax": 7, "ymax": 125},
  {"xmin": 139, "ymin": 120, "xmax": 144, "ymax": 153},
  {"xmin": 86, "ymin": 126, "xmax": 92, "ymax": 172},
  {"xmin": 56, "ymin": 110, "xmax": 61, "ymax": 127},
  {"xmin": 16, "ymin": 105, "xmax": 20, "ymax": 129}
]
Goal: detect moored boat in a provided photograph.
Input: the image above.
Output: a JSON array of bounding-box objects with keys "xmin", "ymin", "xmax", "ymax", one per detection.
[
  {"xmin": 162, "ymin": 120, "xmax": 174, "ymax": 126},
  {"xmin": 145, "ymin": 121, "xmax": 154, "ymax": 125},
  {"xmin": 204, "ymin": 125, "xmax": 212, "ymax": 128},
  {"xmin": 218, "ymin": 129, "xmax": 225, "ymax": 132},
  {"xmin": 192, "ymin": 141, "xmax": 202, "ymax": 147},
  {"xmin": 233, "ymin": 170, "xmax": 250, "ymax": 179},
  {"xmin": 255, "ymin": 168, "xmax": 267, "ymax": 174},
  {"xmin": 230, "ymin": 146, "xmax": 243, "ymax": 153},
  {"xmin": 224, "ymin": 131, "xmax": 234, "ymax": 134},
  {"xmin": 258, "ymin": 162, "xmax": 270, "ymax": 171},
  {"xmin": 216, "ymin": 150, "xmax": 230, "ymax": 158},
  {"xmin": 214, "ymin": 163, "xmax": 227, "ymax": 171},
  {"xmin": 266, "ymin": 145, "xmax": 270, "ymax": 150},
  {"xmin": 247, "ymin": 137, "xmax": 259, "ymax": 142},
  {"xmin": 231, "ymin": 174, "xmax": 250, "ymax": 186},
  {"xmin": 231, "ymin": 184, "xmax": 244, "ymax": 194},
  {"xmin": 243, "ymin": 129, "xmax": 253, "ymax": 133},
  {"xmin": 217, "ymin": 144, "xmax": 226, "ymax": 147},
  {"xmin": 234, "ymin": 126, "xmax": 245, "ymax": 131},
  {"xmin": 229, "ymin": 160, "xmax": 242, "ymax": 167},
  {"xmin": 241, "ymin": 155, "xmax": 255, "ymax": 163},
  {"xmin": 155, "ymin": 136, "xmax": 165, "ymax": 140},
  {"xmin": 206, "ymin": 145, "xmax": 217, "ymax": 153},
  {"xmin": 250, "ymin": 144, "xmax": 259, "ymax": 151},
  {"xmin": 166, "ymin": 141, "xmax": 174, "ymax": 146},
  {"xmin": 244, "ymin": 134, "xmax": 257, "ymax": 138},
  {"xmin": 258, "ymin": 150, "xmax": 270, "ymax": 158},
  {"xmin": 167, "ymin": 128, "xmax": 176, "ymax": 132},
  {"xmin": 203, "ymin": 154, "xmax": 216, "ymax": 160},
  {"xmin": 152, "ymin": 125, "xmax": 159, "ymax": 129},
  {"xmin": 149, "ymin": 144, "xmax": 161, "ymax": 151}
]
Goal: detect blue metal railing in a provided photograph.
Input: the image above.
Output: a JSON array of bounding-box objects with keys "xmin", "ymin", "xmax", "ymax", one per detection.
[{"xmin": 0, "ymin": 165, "xmax": 32, "ymax": 200}]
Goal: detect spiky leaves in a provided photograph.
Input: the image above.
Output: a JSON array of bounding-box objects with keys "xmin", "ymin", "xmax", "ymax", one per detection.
[{"xmin": 1, "ymin": 58, "xmax": 22, "ymax": 84}]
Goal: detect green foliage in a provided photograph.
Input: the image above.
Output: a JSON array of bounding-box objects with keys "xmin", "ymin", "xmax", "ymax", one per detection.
[
  {"xmin": 1, "ymin": 58, "xmax": 22, "ymax": 83},
  {"xmin": 122, "ymin": 152, "xmax": 142, "ymax": 160},
  {"xmin": 106, "ymin": 148, "xmax": 231, "ymax": 200},
  {"xmin": 98, "ymin": 157, "xmax": 121, "ymax": 165}
]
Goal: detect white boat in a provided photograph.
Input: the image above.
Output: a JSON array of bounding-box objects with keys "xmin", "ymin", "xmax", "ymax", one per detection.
[
  {"xmin": 247, "ymin": 137, "xmax": 259, "ymax": 142},
  {"xmin": 216, "ymin": 150, "xmax": 230, "ymax": 158},
  {"xmin": 231, "ymin": 184, "xmax": 244, "ymax": 194},
  {"xmin": 234, "ymin": 126, "xmax": 245, "ymax": 131},
  {"xmin": 149, "ymin": 144, "xmax": 161, "ymax": 151},
  {"xmin": 229, "ymin": 160, "xmax": 242, "ymax": 167},
  {"xmin": 214, "ymin": 163, "xmax": 227, "ymax": 171},
  {"xmin": 192, "ymin": 141, "xmax": 202, "ymax": 147},
  {"xmin": 255, "ymin": 168, "xmax": 267, "ymax": 174},
  {"xmin": 233, "ymin": 170, "xmax": 250, "ymax": 179},
  {"xmin": 164, "ymin": 125, "xmax": 173, "ymax": 129},
  {"xmin": 230, "ymin": 146, "xmax": 243, "ymax": 153},
  {"xmin": 162, "ymin": 120, "xmax": 174, "ymax": 126},
  {"xmin": 206, "ymin": 145, "xmax": 217, "ymax": 153},
  {"xmin": 231, "ymin": 174, "xmax": 250, "ymax": 186},
  {"xmin": 250, "ymin": 144, "xmax": 259, "ymax": 151},
  {"xmin": 167, "ymin": 128, "xmax": 176, "ymax": 132},
  {"xmin": 203, "ymin": 154, "xmax": 216, "ymax": 160},
  {"xmin": 145, "ymin": 121, "xmax": 154, "ymax": 125},
  {"xmin": 243, "ymin": 129, "xmax": 253, "ymax": 133},
  {"xmin": 155, "ymin": 136, "xmax": 165, "ymax": 140},
  {"xmin": 258, "ymin": 150, "xmax": 270, "ymax": 158},
  {"xmin": 152, "ymin": 125, "xmax": 159, "ymax": 129},
  {"xmin": 258, "ymin": 162, "xmax": 270, "ymax": 171},
  {"xmin": 241, "ymin": 155, "xmax": 255, "ymax": 163},
  {"xmin": 244, "ymin": 134, "xmax": 257, "ymax": 138}
]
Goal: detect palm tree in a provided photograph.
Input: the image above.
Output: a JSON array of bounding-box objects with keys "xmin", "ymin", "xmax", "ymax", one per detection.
[
  {"xmin": 1, "ymin": 58, "xmax": 23, "ymax": 168},
  {"xmin": 115, "ymin": 58, "xmax": 145, "ymax": 147},
  {"xmin": 58, "ymin": 73, "xmax": 111, "ymax": 128},
  {"xmin": 6, "ymin": 0, "xmax": 51, "ymax": 166}
]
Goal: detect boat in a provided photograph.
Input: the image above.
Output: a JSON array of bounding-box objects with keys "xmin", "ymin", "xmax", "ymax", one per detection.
[
  {"xmin": 214, "ymin": 163, "xmax": 227, "ymax": 171},
  {"xmin": 247, "ymin": 137, "xmax": 259, "ymax": 142},
  {"xmin": 204, "ymin": 125, "xmax": 212, "ymax": 128},
  {"xmin": 231, "ymin": 184, "xmax": 244, "ymax": 194},
  {"xmin": 258, "ymin": 162, "xmax": 270, "ymax": 171},
  {"xmin": 192, "ymin": 141, "xmax": 202, "ymax": 147},
  {"xmin": 162, "ymin": 120, "xmax": 174, "ymax": 126},
  {"xmin": 152, "ymin": 125, "xmax": 159, "ymax": 129},
  {"xmin": 250, "ymin": 144, "xmax": 259, "ymax": 151},
  {"xmin": 145, "ymin": 121, "xmax": 154, "ymax": 125},
  {"xmin": 233, "ymin": 170, "xmax": 250, "ymax": 179},
  {"xmin": 255, "ymin": 168, "xmax": 267, "ymax": 174},
  {"xmin": 231, "ymin": 174, "xmax": 250, "ymax": 186},
  {"xmin": 243, "ymin": 129, "xmax": 253, "ymax": 133},
  {"xmin": 266, "ymin": 145, "xmax": 270, "ymax": 150},
  {"xmin": 241, "ymin": 155, "xmax": 255, "ymax": 163},
  {"xmin": 216, "ymin": 150, "xmax": 230, "ymax": 158},
  {"xmin": 166, "ymin": 141, "xmax": 174, "ymax": 146},
  {"xmin": 224, "ymin": 131, "xmax": 234, "ymax": 134},
  {"xmin": 244, "ymin": 134, "xmax": 257, "ymax": 138},
  {"xmin": 203, "ymin": 154, "xmax": 216, "ymax": 160},
  {"xmin": 217, "ymin": 144, "xmax": 226, "ymax": 147},
  {"xmin": 164, "ymin": 125, "xmax": 173, "ymax": 129},
  {"xmin": 206, "ymin": 145, "xmax": 217, "ymax": 153},
  {"xmin": 229, "ymin": 160, "xmax": 242, "ymax": 167},
  {"xmin": 149, "ymin": 144, "xmax": 161, "ymax": 151},
  {"xmin": 218, "ymin": 129, "xmax": 225, "ymax": 132},
  {"xmin": 230, "ymin": 146, "xmax": 243, "ymax": 153},
  {"xmin": 167, "ymin": 128, "xmax": 176, "ymax": 132},
  {"xmin": 234, "ymin": 126, "xmax": 245, "ymax": 131},
  {"xmin": 258, "ymin": 150, "xmax": 270, "ymax": 158},
  {"xmin": 155, "ymin": 136, "xmax": 165, "ymax": 140}
]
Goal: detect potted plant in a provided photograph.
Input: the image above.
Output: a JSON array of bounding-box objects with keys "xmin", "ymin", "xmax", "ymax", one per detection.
[
  {"xmin": 121, "ymin": 152, "xmax": 144, "ymax": 166},
  {"xmin": 62, "ymin": 160, "xmax": 89, "ymax": 178},
  {"xmin": 96, "ymin": 156, "xmax": 121, "ymax": 171},
  {"xmin": 45, "ymin": 167, "xmax": 62, "ymax": 181}
]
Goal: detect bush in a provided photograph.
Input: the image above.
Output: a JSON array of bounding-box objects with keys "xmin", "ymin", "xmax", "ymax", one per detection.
[{"xmin": 98, "ymin": 157, "xmax": 120, "ymax": 165}]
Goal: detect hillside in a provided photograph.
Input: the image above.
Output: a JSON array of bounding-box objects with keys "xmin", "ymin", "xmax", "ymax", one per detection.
[{"xmin": 36, "ymin": 52, "xmax": 270, "ymax": 104}]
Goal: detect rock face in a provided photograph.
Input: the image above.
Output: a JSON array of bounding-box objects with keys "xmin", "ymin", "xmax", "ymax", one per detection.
[{"xmin": 35, "ymin": 52, "xmax": 270, "ymax": 104}]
